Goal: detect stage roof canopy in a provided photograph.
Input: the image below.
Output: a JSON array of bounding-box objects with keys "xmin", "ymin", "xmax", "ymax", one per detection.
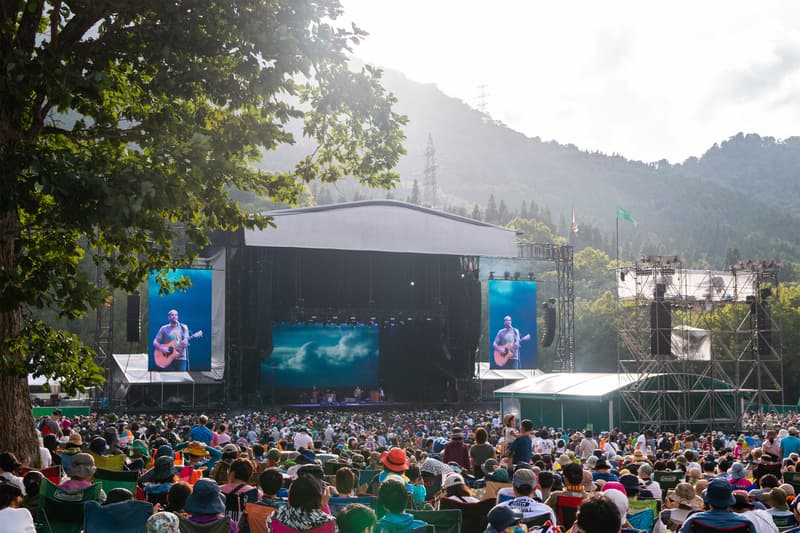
[
  {"xmin": 112, "ymin": 354, "xmax": 221, "ymax": 385},
  {"xmin": 244, "ymin": 200, "xmax": 519, "ymax": 257},
  {"xmin": 475, "ymin": 362, "xmax": 543, "ymax": 381},
  {"xmin": 493, "ymin": 372, "xmax": 648, "ymax": 402}
]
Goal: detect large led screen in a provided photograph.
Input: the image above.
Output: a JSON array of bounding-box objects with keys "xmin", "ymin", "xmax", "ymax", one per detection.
[
  {"xmin": 262, "ymin": 323, "xmax": 379, "ymax": 388},
  {"xmin": 148, "ymin": 269, "xmax": 212, "ymax": 371},
  {"xmin": 488, "ymin": 279, "xmax": 537, "ymax": 369}
]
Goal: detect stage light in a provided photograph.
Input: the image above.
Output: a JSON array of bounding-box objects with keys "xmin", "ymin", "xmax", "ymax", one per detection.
[
  {"xmin": 409, "ymin": 281, "xmax": 415, "ymax": 286},
  {"xmin": 460, "ymin": 273, "xmax": 465, "ymax": 279}
]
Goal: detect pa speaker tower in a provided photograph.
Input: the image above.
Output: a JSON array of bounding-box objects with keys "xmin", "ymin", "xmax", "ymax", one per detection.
[
  {"xmin": 541, "ymin": 301, "xmax": 556, "ymax": 348},
  {"xmin": 126, "ymin": 291, "xmax": 140, "ymax": 343},
  {"xmin": 650, "ymin": 283, "xmax": 671, "ymax": 356}
]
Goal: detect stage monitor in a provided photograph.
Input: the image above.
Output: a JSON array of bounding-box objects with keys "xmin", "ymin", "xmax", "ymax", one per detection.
[
  {"xmin": 262, "ymin": 323, "xmax": 379, "ymax": 388},
  {"xmin": 148, "ymin": 269, "xmax": 213, "ymax": 372},
  {"xmin": 488, "ymin": 279, "xmax": 537, "ymax": 369}
]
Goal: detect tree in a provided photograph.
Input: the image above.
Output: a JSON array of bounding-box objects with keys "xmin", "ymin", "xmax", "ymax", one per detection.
[
  {"xmin": 471, "ymin": 203, "xmax": 482, "ymax": 221},
  {"xmin": 485, "ymin": 194, "xmax": 499, "ymax": 224},
  {"xmin": 408, "ymin": 179, "xmax": 421, "ymax": 204},
  {"xmin": 0, "ymin": 1, "xmax": 406, "ymax": 464}
]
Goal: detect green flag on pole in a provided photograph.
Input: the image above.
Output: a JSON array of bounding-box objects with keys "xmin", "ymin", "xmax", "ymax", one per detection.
[{"xmin": 616, "ymin": 206, "xmax": 637, "ymax": 225}]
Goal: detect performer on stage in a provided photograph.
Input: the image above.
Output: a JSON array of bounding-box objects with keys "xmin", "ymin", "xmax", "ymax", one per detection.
[
  {"xmin": 152, "ymin": 309, "xmax": 191, "ymax": 371},
  {"xmin": 492, "ymin": 315, "xmax": 530, "ymax": 369},
  {"xmin": 354, "ymin": 385, "xmax": 362, "ymax": 401}
]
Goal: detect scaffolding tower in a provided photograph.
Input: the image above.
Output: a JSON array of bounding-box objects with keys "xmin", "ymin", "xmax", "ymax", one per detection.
[
  {"xmin": 617, "ymin": 256, "xmax": 782, "ymax": 432},
  {"xmin": 518, "ymin": 243, "xmax": 575, "ymax": 372}
]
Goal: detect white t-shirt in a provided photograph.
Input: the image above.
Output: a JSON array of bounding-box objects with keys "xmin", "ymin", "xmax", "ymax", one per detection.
[
  {"xmin": 500, "ymin": 496, "xmax": 558, "ymax": 523},
  {"xmin": 293, "ymin": 431, "xmax": 313, "ymax": 451},
  {"xmin": 0, "ymin": 506, "xmax": 36, "ymax": 533}
]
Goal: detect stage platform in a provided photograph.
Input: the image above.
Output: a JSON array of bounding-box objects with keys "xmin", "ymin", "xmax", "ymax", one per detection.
[{"xmin": 284, "ymin": 400, "xmax": 407, "ymax": 409}]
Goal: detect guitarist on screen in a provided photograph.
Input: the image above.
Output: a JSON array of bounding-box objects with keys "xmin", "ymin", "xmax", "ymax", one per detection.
[
  {"xmin": 153, "ymin": 309, "xmax": 193, "ymax": 371},
  {"xmin": 493, "ymin": 315, "xmax": 531, "ymax": 369}
]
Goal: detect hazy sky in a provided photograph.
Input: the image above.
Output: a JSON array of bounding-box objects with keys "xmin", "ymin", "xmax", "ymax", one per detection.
[{"xmin": 340, "ymin": 1, "xmax": 800, "ymax": 163}]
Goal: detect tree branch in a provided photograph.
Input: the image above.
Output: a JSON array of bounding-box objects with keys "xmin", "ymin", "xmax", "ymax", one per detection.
[{"xmin": 15, "ymin": 0, "xmax": 43, "ymax": 52}]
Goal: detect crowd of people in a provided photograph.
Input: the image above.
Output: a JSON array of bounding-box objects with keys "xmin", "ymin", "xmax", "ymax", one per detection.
[{"xmin": 1, "ymin": 406, "xmax": 800, "ymax": 532}]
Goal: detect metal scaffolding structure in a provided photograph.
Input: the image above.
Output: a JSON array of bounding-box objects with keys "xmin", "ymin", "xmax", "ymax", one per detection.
[
  {"xmin": 518, "ymin": 243, "xmax": 575, "ymax": 372},
  {"xmin": 617, "ymin": 256, "xmax": 782, "ymax": 432}
]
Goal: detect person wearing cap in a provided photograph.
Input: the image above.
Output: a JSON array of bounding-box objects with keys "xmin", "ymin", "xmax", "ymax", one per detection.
[
  {"xmin": 639, "ymin": 463, "xmax": 662, "ymax": 499},
  {"xmin": 729, "ymin": 491, "xmax": 778, "ymax": 533},
  {"xmin": 39, "ymin": 409, "xmax": 63, "ymax": 439},
  {"xmin": 498, "ymin": 467, "xmax": 558, "ymax": 523},
  {"xmin": 0, "ymin": 478, "xmax": 36, "ymax": 533},
  {"xmin": 442, "ymin": 473, "xmax": 480, "ymax": 503},
  {"xmin": 679, "ymin": 478, "xmax": 755, "ymax": 533},
  {"xmin": 485, "ymin": 503, "xmax": 526, "ymax": 533}
]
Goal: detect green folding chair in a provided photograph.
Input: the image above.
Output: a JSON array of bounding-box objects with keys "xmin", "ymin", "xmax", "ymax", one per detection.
[
  {"xmin": 38, "ymin": 478, "xmax": 102, "ymax": 533},
  {"xmin": 94, "ymin": 467, "xmax": 139, "ymax": 494},
  {"xmin": 410, "ymin": 509, "xmax": 462, "ymax": 533}
]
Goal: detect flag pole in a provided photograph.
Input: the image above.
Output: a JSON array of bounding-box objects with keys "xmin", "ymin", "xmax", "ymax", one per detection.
[{"xmin": 616, "ymin": 214, "xmax": 620, "ymax": 271}]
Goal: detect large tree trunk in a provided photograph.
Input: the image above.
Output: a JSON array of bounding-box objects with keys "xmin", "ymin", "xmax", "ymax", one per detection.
[
  {"xmin": 0, "ymin": 376, "xmax": 39, "ymax": 467},
  {"xmin": 0, "ymin": 209, "xmax": 39, "ymax": 466}
]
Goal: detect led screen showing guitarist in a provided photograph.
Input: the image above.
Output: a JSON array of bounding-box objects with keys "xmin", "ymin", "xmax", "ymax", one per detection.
[
  {"xmin": 152, "ymin": 309, "xmax": 202, "ymax": 371},
  {"xmin": 492, "ymin": 315, "xmax": 531, "ymax": 368}
]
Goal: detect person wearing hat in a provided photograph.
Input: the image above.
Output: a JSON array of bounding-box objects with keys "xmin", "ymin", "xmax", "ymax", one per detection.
[
  {"xmin": 763, "ymin": 487, "xmax": 794, "ymax": 523},
  {"xmin": 593, "ymin": 458, "xmax": 619, "ymax": 483},
  {"xmin": 58, "ymin": 452, "xmax": 105, "ymax": 502},
  {"xmin": 378, "ymin": 448, "xmax": 410, "ymax": 485},
  {"xmin": 442, "ymin": 427, "xmax": 470, "ymax": 471},
  {"xmin": 183, "ymin": 478, "xmax": 238, "ymax": 531},
  {"xmin": 142, "ymin": 455, "xmax": 180, "ymax": 505},
  {"xmin": 497, "ymin": 467, "xmax": 558, "ymax": 523},
  {"xmin": 128, "ymin": 439, "xmax": 150, "ymax": 472},
  {"xmin": 729, "ymin": 491, "xmax": 778, "ymax": 533},
  {"xmin": 662, "ymin": 482, "xmax": 704, "ymax": 531},
  {"xmin": 175, "ymin": 439, "xmax": 222, "ymax": 473},
  {"xmin": 679, "ymin": 478, "xmax": 755, "ymax": 533},
  {"xmin": 485, "ymin": 504, "xmax": 526, "ymax": 533},
  {"xmin": 730, "ymin": 463, "xmax": 753, "ymax": 490},
  {"xmin": 146, "ymin": 511, "xmax": 181, "ymax": 533}
]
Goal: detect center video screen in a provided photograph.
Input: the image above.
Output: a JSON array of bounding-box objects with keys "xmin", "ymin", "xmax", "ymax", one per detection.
[{"xmin": 262, "ymin": 323, "xmax": 379, "ymax": 388}]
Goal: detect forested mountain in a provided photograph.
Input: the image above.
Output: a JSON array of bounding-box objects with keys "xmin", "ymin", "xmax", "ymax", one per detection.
[{"xmin": 265, "ymin": 68, "xmax": 800, "ymax": 268}]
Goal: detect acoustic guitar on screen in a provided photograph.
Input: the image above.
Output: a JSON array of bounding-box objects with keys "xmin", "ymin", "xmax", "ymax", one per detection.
[
  {"xmin": 154, "ymin": 331, "xmax": 203, "ymax": 369},
  {"xmin": 493, "ymin": 334, "xmax": 531, "ymax": 367}
]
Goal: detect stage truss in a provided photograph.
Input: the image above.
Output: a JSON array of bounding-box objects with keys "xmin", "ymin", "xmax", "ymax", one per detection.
[
  {"xmin": 518, "ymin": 243, "xmax": 575, "ymax": 373},
  {"xmin": 617, "ymin": 257, "xmax": 782, "ymax": 432}
]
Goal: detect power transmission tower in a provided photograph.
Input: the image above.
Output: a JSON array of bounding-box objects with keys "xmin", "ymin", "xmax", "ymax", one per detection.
[
  {"xmin": 476, "ymin": 84, "xmax": 488, "ymax": 115},
  {"xmin": 423, "ymin": 133, "xmax": 438, "ymax": 208}
]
